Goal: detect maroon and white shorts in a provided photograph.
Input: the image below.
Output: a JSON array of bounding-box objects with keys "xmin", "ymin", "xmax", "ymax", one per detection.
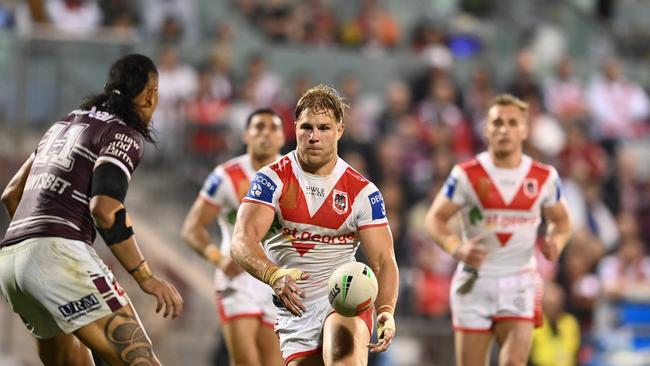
[{"xmin": 0, "ymin": 237, "xmax": 129, "ymax": 339}]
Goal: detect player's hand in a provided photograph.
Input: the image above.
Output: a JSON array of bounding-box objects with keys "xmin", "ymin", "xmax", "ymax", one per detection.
[
  {"xmin": 139, "ymin": 276, "xmax": 184, "ymax": 319},
  {"xmin": 368, "ymin": 311, "xmax": 395, "ymax": 353},
  {"xmin": 272, "ymin": 269, "xmax": 310, "ymax": 317},
  {"xmin": 541, "ymin": 235, "xmax": 560, "ymax": 261},
  {"xmin": 218, "ymin": 256, "xmax": 244, "ymax": 278},
  {"xmin": 453, "ymin": 233, "xmax": 487, "ymax": 268}
]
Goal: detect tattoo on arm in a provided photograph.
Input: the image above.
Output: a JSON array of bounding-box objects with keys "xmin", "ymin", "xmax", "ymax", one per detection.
[{"xmin": 104, "ymin": 312, "xmax": 155, "ymax": 365}]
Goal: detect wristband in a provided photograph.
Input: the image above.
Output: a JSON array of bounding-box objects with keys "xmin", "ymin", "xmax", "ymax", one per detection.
[
  {"xmin": 129, "ymin": 260, "xmax": 153, "ymax": 283},
  {"xmin": 376, "ymin": 305, "xmax": 394, "ymax": 315},
  {"xmin": 203, "ymin": 244, "xmax": 221, "ymax": 264},
  {"xmin": 441, "ymin": 236, "xmax": 461, "ymax": 254},
  {"xmin": 262, "ymin": 264, "xmax": 304, "ymax": 287}
]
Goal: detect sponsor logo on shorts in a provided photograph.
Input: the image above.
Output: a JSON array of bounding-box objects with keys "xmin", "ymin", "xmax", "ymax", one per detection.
[{"xmin": 58, "ymin": 294, "xmax": 101, "ymax": 320}]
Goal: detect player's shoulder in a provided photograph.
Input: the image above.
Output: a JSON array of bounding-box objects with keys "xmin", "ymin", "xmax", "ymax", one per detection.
[
  {"xmin": 457, "ymin": 156, "xmax": 480, "ymax": 171},
  {"xmin": 266, "ymin": 152, "xmax": 294, "ymax": 180},
  {"xmin": 529, "ymin": 159, "xmax": 555, "ymax": 174},
  {"xmin": 220, "ymin": 154, "xmax": 247, "ymax": 171}
]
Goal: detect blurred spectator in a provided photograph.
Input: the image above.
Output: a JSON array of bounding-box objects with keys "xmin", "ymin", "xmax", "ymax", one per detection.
[
  {"xmin": 98, "ymin": 0, "xmax": 139, "ymax": 30},
  {"xmin": 463, "ymin": 65, "xmax": 495, "ymax": 140},
  {"xmin": 153, "ymin": 46, "xmax": 198, "ymax": 161},
  {"xmin": 530, "ymin": 282, "xmax": 581, "ymax": 366},
  {"xmin": 244, "ymin": 52, "xmax": 282, "ymax": 107},
  {"xmin": 376, "ymin": 80, "xmax": 414, "ymax": 136},
  {"xmin": 598, "ymin": 234, "xmax": 650, "ymax": 303},
  {"xmin": 527, "ymin": 94, "xmax": 566, "ymax": 160},
  {"xmin": 557, "ymin": 230, "xmax": 603, "ymax": 330},
  {"xmin": 557, "ymin": 122, "xmax": 608, "ymax": 180},
  {"xmin": 410, "ymin": 239, "xmax": 452, "ymax": 317},
  {"xmin": 337, "ymin": 72, "xmax": 380, "ymax": 143},
  {"xmin": 410, "ymin": 19, "xmax": 446, "ymax": 54},
  {"xmin": 410, "ymin": 45, "xmax": 454, "ymax": 104},
  {"xmin": 299, "ymin": 0, "xmax": 337, "ymax": 47},
  {"xmin": 259, "ymin": 0, "xmax": 293, "ymax": 43},
  {"xmin": 208, "ymin": 48, "xmax": 235, "ymax": 102},
  {"xmin": 416, "ymin": 74, "xmax": 473, "ymax": 159},
  {"xmin": 46, "ymin": 0, "xmax": 101, "ymax": 34},
  {"xmin": 141, "ymin": 0, "xmax": 197, "ymax": 46},
  {"xmin": 543, "ymin": 56, "xmax": 587, "ymax": 124},
  {"xmin": 506, "ymin": 49, "xmax": 543, "ymax": 102},
  {"xmin": 586, "ymin": 58, "xmax": 650, "ymax": 144},
  {"xmin": 340, "ymin": 0, "xmax": 400, "ymax": 54},
  {"xmin": 184, "ymin": 67, "xmax": 231, "ymax": 162}
]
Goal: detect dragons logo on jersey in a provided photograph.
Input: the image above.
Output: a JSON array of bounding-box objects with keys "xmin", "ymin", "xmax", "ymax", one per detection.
[
  {"xmin": 333, "ymin": 189, "xmax": 348, "ymax": 214},
  {"xmin": 523, "ymin": 178, "xmax": 538, "ymax": 198}
]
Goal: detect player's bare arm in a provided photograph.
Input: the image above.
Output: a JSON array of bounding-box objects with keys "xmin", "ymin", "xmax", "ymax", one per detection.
[
  {"xmin": 359, "ymin": 225, "xmax": 398, "ymax": 353},
  {"xmin": 425, "ymin": 193, "xmax": 487, "ymax": 268},
  {"xmin": 231, "ymin": 202, "xmax": 309, "ymax": 317},
  {"xmin": 1, "ymin": 155, "xmax": 33, "ymax": 218},
  {"xmin": 541, "ymin": 200, "xmax": 572, "ymax": 261},
  {"xmin": 181, "ymin": 197, "xmax": 242, "ymax": 277},
  {"xmin": 90, "ymin": 194, "xmax": 183, "ymax": 319}
]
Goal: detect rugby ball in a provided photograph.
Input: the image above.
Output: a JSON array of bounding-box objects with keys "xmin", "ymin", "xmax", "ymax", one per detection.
[{"xmin": 327, "ymin": 262, "xmax": 378, "ymax": 317}]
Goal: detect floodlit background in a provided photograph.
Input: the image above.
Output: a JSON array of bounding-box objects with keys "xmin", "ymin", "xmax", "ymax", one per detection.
[{"xmin": 1, "ymin": 0, "xmax": 650, "ymax": 365}]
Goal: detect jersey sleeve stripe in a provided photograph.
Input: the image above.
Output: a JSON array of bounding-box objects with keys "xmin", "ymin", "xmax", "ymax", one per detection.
[
  {"xmin": 198, "ymin": 193, "xmax": 221, "ymax": 208},
  {"xmin": 95, "ymin": 156, "xmax": 131, "ymax": 180},
  {"xmin": 242, "ymin": 197, "xmax": 275, "ymax": 210},
  {"xmin": 358, "ymin": 222, "xmax": 389, "ymax": 231}
]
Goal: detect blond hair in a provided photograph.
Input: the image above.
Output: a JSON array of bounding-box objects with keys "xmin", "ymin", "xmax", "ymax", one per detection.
[
  {"xmin": 295, "ymin": 84, "xmax": 349, "ymax": 124},
  {"xmin": 488, "ymin": 94, "xmax": 529, "ymax": 118}
]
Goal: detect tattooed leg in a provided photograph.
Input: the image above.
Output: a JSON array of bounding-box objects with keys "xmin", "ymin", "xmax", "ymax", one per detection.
[
  {"xmin": 74, "ymin": 305, "xmax": 161, "ymax": 366},
  {"xmin": 104, "ymin": 312, "xmax": 155, "ymax": 365}
]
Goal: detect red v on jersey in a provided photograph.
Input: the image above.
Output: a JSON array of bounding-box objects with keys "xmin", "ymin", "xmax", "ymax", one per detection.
[
  {"xmin": 273, "ymin": 161, "xmax": 369, "ymax": 230},
  {"xmin": 461, "ymin": 159, "xmax": 551, "ymax": 211},
  {"xmin": 224, "ymin": 162, "xmax": 250, "ymax": 203}
]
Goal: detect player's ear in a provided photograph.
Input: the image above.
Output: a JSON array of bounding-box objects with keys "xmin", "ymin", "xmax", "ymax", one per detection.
[{"xmin": 337, "ymin": 122, "xmax": 345, "ymax": 141}]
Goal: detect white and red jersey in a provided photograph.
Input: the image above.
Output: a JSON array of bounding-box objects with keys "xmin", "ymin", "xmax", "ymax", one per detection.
[
  {"xmin": 442, "ymin": 152, "xmax": 563, "ymax": 277},
  {"xmin": 200, "ymin": 154, "xmax": 257, "ymax": 254},
  {"xmin": 243, "ymin": 151, "xmax": 389, "ymax": 301}
]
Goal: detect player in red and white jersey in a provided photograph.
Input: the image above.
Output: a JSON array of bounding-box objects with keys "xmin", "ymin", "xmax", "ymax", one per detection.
[
  {"xmin": 231, "ymin": 85, "xmax": 399, "ymax": 365},
  {"xmin": 425, "ymin": 94, "xmax": 571, "ymax": 366},
  {"xmin": 181, "ymin": 109, "xmax": 285, "ymax": 366}
]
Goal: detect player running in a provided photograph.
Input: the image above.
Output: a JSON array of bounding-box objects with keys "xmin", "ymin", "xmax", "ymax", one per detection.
[
  {"xmin": 425, "ymin": 94, "xmax": 571, "ymax": 366},
  {"xmin": 181, "ymin": 108, "xmax": 285, "ymax": 366}
]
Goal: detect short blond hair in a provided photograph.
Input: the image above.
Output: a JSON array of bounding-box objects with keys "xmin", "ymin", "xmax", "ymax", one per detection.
[
  {"xmin": 295, "ymin": 84, "xmax": 349, "ymax": 124},
  {"xmin": 488, "ymin": 94, "xmax": 529, "ymax": 118}
]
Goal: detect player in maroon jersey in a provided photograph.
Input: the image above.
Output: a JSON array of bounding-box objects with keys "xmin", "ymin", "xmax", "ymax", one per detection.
[{"xmin": 0, "ymin": 54, "xmax": 182, "ymax": 365}]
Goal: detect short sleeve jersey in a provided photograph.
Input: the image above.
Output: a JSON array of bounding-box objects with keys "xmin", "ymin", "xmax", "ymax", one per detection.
[
  {"xmin": 198, "ymin": 154, "xmax": 257, "ymax": 255},
  {"xmin": 441, "ymin": 152, "xmax": 563, "ymax": 276},
  {"xmin": 1, "ymin": 108, "xmax": 144, "ymax": 247},
  {"xmin": 243, "ymin": 152, "xmax": 389, "ymax": 300}
]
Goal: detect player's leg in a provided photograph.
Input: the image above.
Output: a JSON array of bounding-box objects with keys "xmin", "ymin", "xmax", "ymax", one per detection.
[
  {"xmin": 492, "ymin": 320, "xmax": 534, "ymax": 366},
  {"xmin": 36, "ymin": 332, "xmax": 94, "ymax": 366},
  {"xmin": 454, "ymin": 330, "xmax": 493, "ymax": 366},
  {"xmin": 322, "ymin": 312, "xmax": 372, "ymax": 366},
  {"xmin": 257, "ymin": 322, "xmax": 283, "ymax": 366},
  {"xmin": 221, "ymin": 317, "xmax": 263, "ymax": 365},
  {"xmin": 73, "ymin": 303, "xmax": 160, "ymax": 366}
]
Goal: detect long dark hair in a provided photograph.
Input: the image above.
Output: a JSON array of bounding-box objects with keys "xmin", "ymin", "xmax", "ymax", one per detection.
[{"xmin": 80, "ymin": 54, "xmax": 158, "ymax": 143}]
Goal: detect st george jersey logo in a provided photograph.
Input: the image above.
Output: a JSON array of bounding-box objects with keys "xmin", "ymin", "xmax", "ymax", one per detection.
[
  {"xmin": 333, "ymin": 190, "xmax": 348, "ymax": 214},
  {"xmin": 523, "ymin": 178, "xmax": 538, "ymax": 198}
]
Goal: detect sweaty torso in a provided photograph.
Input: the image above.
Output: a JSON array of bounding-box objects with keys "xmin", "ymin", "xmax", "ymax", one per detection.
[{"xmin": 1, "ymin": 108, "xmax": 144, "ymax": 247}]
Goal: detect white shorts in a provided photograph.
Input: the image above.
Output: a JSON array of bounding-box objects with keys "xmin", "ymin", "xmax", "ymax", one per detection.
[
  {"xmin": 450, "ymin": 269, "xmax": 543, "ymax": 332},
  {"xmin": 215, "ymin": 271, "xmax": 276, "ymax": 326},
  {"xmin": 274, "ymin": 295, "xmax": 373, "ymax": 364},
  {"xmin": 0, "ymin": 237, "xmax": 130, "ymax": 339}
]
